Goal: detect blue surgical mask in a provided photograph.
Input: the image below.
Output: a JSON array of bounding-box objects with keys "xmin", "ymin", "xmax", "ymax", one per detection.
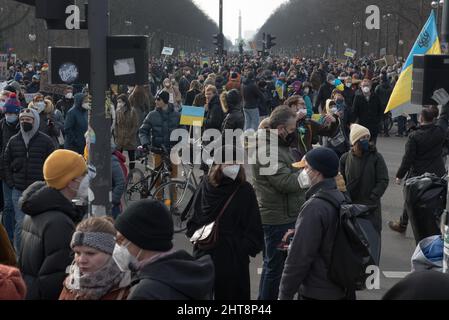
[
  {"xmin": 5, "ymin": 114, "xmax": 18, "ymax": 124},
  {"xmin": 359, "ymin": 139, "xmax": 370, "ymax": 152}
]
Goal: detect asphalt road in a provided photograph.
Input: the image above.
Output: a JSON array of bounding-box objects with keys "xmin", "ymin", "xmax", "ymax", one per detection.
[{"xmin": 171, "ymin": 132, "xmax": 420, "ymax": 300}]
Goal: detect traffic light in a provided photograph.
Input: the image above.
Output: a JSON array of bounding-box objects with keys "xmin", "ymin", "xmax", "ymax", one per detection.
[
  {"xmin": 266, "ymin": 34, "xmax": 276, "ymax": 50},
  {"xmin": 213, "ymin": 33, "xmax": 224, "ymax": 55}
]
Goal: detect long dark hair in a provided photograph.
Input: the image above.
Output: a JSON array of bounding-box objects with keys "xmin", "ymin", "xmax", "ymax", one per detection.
[
  {"xmin": 208, "ymin": 164, "xmax": 246, "ymax": 187},
  {"xmin": 129, "ymin": 85, "xmax": 150, "ymax": 108}
]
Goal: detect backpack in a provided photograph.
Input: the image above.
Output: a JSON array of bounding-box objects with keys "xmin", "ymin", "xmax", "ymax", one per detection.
[
  {"xmin": 312, "ymin": 191, "xmax": 380, "ymax": 290},
  {"xmin": 113, "ymin": 150, "xmax": 128, "ymax": 181}
]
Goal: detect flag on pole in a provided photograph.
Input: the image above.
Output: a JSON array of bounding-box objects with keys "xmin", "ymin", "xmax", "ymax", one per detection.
[{"xmin": 385, "ymin": 11, "xmax": 441, "ymax": 116}]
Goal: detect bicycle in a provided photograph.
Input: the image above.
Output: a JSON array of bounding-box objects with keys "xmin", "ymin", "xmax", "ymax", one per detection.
[{"xmin": 125, "ymin": 145, "xmax": 199, "ymax": 233}]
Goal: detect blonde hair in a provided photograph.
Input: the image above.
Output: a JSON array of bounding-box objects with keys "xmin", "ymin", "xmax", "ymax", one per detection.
[
  {"xmin": 44, "ymin": 99, "xmax": 55, "ymax": 114},
  {"xmin": 220, "ymin": 91, "xmax": 228, "ymax": 113},
  {"xmin": 205, "ymin": 85, "xmax": 217, "ymax": 95}
]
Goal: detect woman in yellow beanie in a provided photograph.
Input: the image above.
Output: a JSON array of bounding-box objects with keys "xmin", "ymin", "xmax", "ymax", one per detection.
[{"xmin": 18, "ymin": 149, "xmax": 88, "ymax": 300}]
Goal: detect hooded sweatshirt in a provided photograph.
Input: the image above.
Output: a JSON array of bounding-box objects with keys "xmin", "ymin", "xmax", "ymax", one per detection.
[
  {"xmin": 127, "ymin": 250, "xmax": 214, "ymax": 300},
  {"xmin": 20, "ymin": 108, "xmax": 40, "ymax": 148}
]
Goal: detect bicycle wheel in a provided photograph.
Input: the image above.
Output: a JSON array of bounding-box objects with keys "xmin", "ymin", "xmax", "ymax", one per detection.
[
  {"xmin": 124, "ymin": 168, "xmax": 146, "ymax": 206},
  {"xmin": 153, "ymin": 179, "xmax": 196, "ymax": 233}
]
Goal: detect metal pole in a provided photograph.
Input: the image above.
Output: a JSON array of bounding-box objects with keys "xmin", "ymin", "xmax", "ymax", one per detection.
[
  {"xmin": 88, "ymin": 0, "xmax": 111, "ymax": 216},
  {"xmin": 219, "ymin": 0, "xmax": 223, "ymax": 56},
  {"xmin": 442, "ymin": 0, "xmax": 449, "ymax": 53}
]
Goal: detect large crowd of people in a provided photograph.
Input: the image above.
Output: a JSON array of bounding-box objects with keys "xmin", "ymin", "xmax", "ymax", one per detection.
[{"xmin": 0, "ymin": 51, "xmax": 448, "ymax": 300}]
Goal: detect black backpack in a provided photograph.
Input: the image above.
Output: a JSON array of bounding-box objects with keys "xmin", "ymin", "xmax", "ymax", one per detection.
[{"xmin": 313, "ymin": 191, "xmax": 380, "ymax": 290}]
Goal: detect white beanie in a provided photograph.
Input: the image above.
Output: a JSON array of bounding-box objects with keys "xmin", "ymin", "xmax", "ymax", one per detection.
[{"xmin": 350, "ymin": 124, "xmax": 371, "ymax": 145}]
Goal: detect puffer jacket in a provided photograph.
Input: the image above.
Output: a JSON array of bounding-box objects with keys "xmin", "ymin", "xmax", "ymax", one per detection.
[
  {"xmin": 279, "ymin": 179, "xmax": 347, "ymax": 300},
  {"xmin": 138, "ymin": 105, "xmax": 181, "ymax": 151},
  {"xmin": 18, "ymin": 181, "xmax": 81, "ymax": 300},
  {"xmin": 115, "ymin": 105, "xmax": 139, "ymax": 151},
  {"xmin": 64, "ymin": 93, "xmax": 88, "ymax": 154},
  {"xmin": 252, "ymin": 131, "xmax": 306, "ymax": 225},
  {"xmin": 4, "ymin": 119, "xmax": 55, "ymax": 191},
  {"xmin": 0, "ymin": 118, "xmax": 20, "ymax": 180}
]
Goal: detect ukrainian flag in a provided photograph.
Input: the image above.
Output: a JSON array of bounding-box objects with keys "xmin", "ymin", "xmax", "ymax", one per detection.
[
  {"xmin": 385, "ymin": 11, "xmax": 441, "ymax": 116},
  {"xmin": 180, "ymin": 106, "xmax": 205, "ymax": 127}
]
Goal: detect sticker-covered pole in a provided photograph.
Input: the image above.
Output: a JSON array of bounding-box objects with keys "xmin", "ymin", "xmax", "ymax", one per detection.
[{"xmin": 88, "ymin": 0, "xmax": 111, "ymax": 216}]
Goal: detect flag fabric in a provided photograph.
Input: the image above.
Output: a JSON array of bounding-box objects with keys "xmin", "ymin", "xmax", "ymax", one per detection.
[
  {"xmin": 180, "ymin": 106, "xmax": 205, "ymax": 127},
  {"xmin": 385, "ymin": 11, "xmax": 441, "ymax": 116}
]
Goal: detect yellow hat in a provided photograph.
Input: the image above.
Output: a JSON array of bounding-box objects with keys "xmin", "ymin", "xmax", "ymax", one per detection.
[{"xmin": 43, "ymin": 150, "xmax": 87, "ymax": 190}]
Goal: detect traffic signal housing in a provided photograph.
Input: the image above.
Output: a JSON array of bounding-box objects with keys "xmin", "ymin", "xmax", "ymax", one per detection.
[
  {"xmin": 13, "ymin": 0, "xmax": 85, "ymax": 30},
  {"xmin": 266, "ymin": 34, "xmax": 276, "ymax": 50},
  {"xmin": 213, "ymin": 33, "xmax": 224, "ymax": 55}
]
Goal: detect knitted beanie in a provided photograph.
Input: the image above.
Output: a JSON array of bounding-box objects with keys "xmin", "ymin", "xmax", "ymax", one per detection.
[
  {"xmin": 350, "ymin": 124, "xmax": 371, "ymax": 146},
  {"xmin": 115, "ymin": 200, "xmax": 174, "ymax": 252},
  {"xmin": 305, "ymin": 147, "xmax": 339, "ymax": 178},
  {"xmin": 4, "ymin": 93, "xmax": 21, "ymax": 114},
  {"xmin": 43, "ymin": 150, "xmax": 87, "ymax": 190}
]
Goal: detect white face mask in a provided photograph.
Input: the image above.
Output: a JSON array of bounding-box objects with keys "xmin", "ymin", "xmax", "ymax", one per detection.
[
  {"xmin": 346, "ymin": 83, "xmax": 352, "ymax": 88},
  {"xmin": 362, "ymin": 86, "xmax": 371, "ymax": 94},
  {"xmin": 330, "ymin": 107, "xmax": 338, "ymax": 114},
  {"xmin": 112, "ymin": 242, "xmax": 139, "ymax": 272},
  {"xmin": 73, "ymin": 175, "xmax": 89, "ymax": 204},
  {"xmin": 82, "ymin": 102, "xmax": 90, "ymax": 110},
  {"xmin": 298, "ymin": 169, "xmax": 311, "ymax": 189},
  {"xmin": 303, "ymin": 88, "xmax": 310, "ymax": 95},
  {"xmin": 117, "ymin": 102, "xmax": 125, "ymax": 109},
  {"xmin": 34, "ymin": 101, "xmax": 45, "ymax": 114},
  {"xmin": 297, "ymin": 109, "xmax": 307, "ymax": 118},
  {"xmin": 65, "ymin": 92, "xmax": 73, "ymax": 99},
  {"xmin": 222, "ymin": 165, "xmax": 240, "ymax": 181},
  {"xmin": 0, "ymin": 101, "xmax": 5, "ymax": 108}
]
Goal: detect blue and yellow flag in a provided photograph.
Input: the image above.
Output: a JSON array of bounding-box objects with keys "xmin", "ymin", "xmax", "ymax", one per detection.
[
  {"xmin": 180, "ymin": 106, "xmax": 205, "ymax": 127},
  {"xmin": 386, "ymin": 11, "xmax": 441, "ymax": 116}
]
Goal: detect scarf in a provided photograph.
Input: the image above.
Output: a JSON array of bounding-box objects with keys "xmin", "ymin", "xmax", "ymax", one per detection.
[{"xmin": 65, "ymin": 257, "xmax": 129, "ymax": 300}]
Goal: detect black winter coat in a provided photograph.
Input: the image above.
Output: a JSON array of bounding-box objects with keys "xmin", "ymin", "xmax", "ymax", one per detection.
[
  {"xmin": 186, "ymin": 178, "xmax": 264, "ymax": 300},
  {"xmin": 138, "ymin": 105, "xmax": 181, "ymax": 150},
  {"xmin": 396, "ymin": 104, "xmax": 449, "ymax": 179},
  {"xmin": 340, "ymin": 147, "xmax": 389, "ymax": 233},
  {"xmin": 0, "ymin": 119, "xmax": 20, "ymax": 180},
  {"xmin": 221, "ymin": 106, "xmax": 244, "ymax": 133},
  {"xmin": 185, "ymin": 89, "xmax": 201, "ymax": 107},
  {"xmin": 128, "ymin": 250, "xmax": 214, "ymax": 300},
  {"xmin": 4, "ymin": 131, "xmax": 55, "ymax": 191},
  {"xmin": 279, "ymin": 179, "xmax": 347, "ymax": 300},
  {"xmin": 18, "ymin": 182, "xmax": 81, "ymax": 300},
  {"xmin": 242, "ymin": 79, "xmax": 265, "ymax": 109},
  {"xmin": 314, "ymin": 82, "xmax": 334, "ymax": 113},
  {"xmin": 351, "ymin": 93, "xmax": 384, "ymax": 135},
  {"xmin": 204, "ymin": 95, "xmax": 225, "ymax": 131}
]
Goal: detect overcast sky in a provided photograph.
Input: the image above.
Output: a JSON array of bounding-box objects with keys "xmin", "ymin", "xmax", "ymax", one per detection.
[{"xmin": 192, "ymin": 0, "xmax": 288, "ymax": 41}]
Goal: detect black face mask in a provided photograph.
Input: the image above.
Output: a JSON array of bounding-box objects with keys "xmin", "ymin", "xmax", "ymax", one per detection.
[
  {"xmin": 280, "ymin": 129, "xmax": 296, "ymax": 146},
  {"xmin": 21, "ymin": 122, "xmax": 33, "ymax": 132}
]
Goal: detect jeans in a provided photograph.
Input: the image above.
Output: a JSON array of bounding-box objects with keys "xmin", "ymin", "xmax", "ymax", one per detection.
[
  {"xmin": 258, "ymin": 223, "xmax": 296, "ymax": 300},
  {"xmin": 111, "ymin": 204, "xmax": 121, "ymax": 220},
  {"xmin": 12, "ymin": 189, "xmax": 24, "ymax": 253},
  {"xmin": 397, "ymin": 116, "xmax": 407, "ymax": 135},
  {"xmin": 244, "ymin": 108, "xmax": 260, "ymax": 132},
  {"xmin": 2, "ymin": 182, "xmax": 15, "ymax": 243}
]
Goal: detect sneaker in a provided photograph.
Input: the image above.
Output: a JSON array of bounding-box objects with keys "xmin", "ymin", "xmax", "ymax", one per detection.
[{"xmin": 388, "ymin": 221, "xmax": 407, "ymax": 233}]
